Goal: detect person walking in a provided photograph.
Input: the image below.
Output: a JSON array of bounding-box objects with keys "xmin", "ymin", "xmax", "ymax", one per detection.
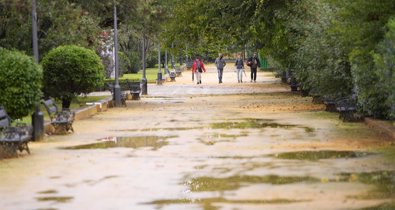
[
  {"xmin": 215, "ymin": 53, "xmax": 226, "ymax": 83},
  {"xmin": 247, "ymin": 52, "xmax": 260, "ymax": 82},
  {"xmin": 192, "ymin": 57, "xmax": 206, "ymax": 84},
  {"xmin": 235, "ymin": 53, "xmax": 244, "ymax": 83}
]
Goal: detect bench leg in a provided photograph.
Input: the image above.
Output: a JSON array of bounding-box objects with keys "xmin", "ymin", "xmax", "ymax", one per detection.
[
  {"xmin": 53, "ymin": 124, "xmax": 67, "ymax": 135},
  {"xmin": 132, "ymin": 93, "xmax": 140, "ymax": 100},
  {"xmin": 18, "ymin": 142, "xmax": 30, "ymax": 154},
  {"xmin": 0, "ymin": 143, "xmax": 18, "ymax": 158},
  {"xmin": 344, "ymin": 111, "xmax": 357, "ymax": 122}
]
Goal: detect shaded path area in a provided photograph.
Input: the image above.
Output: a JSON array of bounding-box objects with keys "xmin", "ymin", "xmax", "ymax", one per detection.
[{"xmin": 1, "ymin": 65, "xmax": 394, "ymax": 210}]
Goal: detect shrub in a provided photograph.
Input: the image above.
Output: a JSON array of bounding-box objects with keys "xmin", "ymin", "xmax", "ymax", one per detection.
[
  {"xmin": 41, "ymin": 45, "xmax": 105, "ymax": 109},
  {"xmin": 0, "ymin": 48, "xmax": 42, "ymax": 119},
  {"xmin": 372, "ymin": 18, "xmax": 395, "ymax": 119},
  {"xmin": 118, "ymin": 51, "xmax": 131, "ymax": 77},
  {"xmin": 128, "ymin": 51, "xmax": 141, "ymax": 73}
]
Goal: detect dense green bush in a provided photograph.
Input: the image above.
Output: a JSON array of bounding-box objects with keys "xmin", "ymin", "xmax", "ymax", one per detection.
[
  {"xmin": 373, "ymin": 18, "xmax": 395, "ymax": 119},
  {"xmin": 0, "ymin": 48, "xmax": 42, "ymax": 119},
  {"xmin": 118, "ymin": 51, "xmax": 131, "ymax": 77},
  {"xmin": 41, "ymin": 45, "xmax": 105, "ymax": 109},
  {"xmin": 128, "ymin": 51, "xmax": 141, "ymax": 73}
]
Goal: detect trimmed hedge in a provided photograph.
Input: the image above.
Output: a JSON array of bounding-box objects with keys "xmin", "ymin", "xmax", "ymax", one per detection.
[{"xmin": 0, "ymin": 48, "xmax": 42, "ymax": 119}]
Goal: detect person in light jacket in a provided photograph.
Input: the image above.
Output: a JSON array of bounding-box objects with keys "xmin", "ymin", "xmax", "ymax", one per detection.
[{"xmin": 235, "ymin": 53, "xmax": 244, "ymax": 83}]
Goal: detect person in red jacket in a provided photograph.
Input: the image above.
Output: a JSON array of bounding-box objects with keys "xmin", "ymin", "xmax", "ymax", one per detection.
[{"xmin": 192, "ymin": 57, "xmax": 206, "ymax": 84}]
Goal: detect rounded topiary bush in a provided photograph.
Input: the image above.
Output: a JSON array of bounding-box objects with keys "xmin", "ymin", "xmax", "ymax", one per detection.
[
  {"xmin": 0, "ymin": 48, "xmax": 42, "ymax": 119},
  {"xmin": 41, "ymin": 45, "xmax": 105, "ymax": 109}
]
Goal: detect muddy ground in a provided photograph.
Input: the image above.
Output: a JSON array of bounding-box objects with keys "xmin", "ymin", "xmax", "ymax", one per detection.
[{"xmin": 0, "ymin": 65, "xmax": 394, "ymax": 210}]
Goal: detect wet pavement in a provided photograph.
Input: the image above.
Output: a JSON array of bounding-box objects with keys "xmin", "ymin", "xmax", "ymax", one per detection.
[{"xmin": 0, "ymin": 65, "xmax": 394, "ymax": 210}]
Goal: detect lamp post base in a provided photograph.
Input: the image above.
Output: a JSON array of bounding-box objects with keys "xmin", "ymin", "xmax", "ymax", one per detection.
[
  {"xmin": 114, "ymin": 84, "xmax": 122, "ymax": 107},
  {"xmin": 31, "ymin": 104, "xmax": 44, "ymax": 141},
  {"xmin": 157, "ymin": 72, "xmax": 162, "ymax": 85},
  {"xmin": 141, "ymin": 78, "xmax": 148, "ymax": 95}
]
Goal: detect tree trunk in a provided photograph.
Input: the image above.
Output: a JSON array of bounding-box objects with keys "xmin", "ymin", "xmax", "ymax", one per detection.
[{"xmin": 62, "ymin": 98, "xmax": 72, "ymax": 110}]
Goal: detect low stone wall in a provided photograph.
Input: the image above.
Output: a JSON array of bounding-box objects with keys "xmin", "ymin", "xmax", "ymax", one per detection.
[{"xmin": 44, "ymin": 97, "xmax": 112, "ymax": 134}]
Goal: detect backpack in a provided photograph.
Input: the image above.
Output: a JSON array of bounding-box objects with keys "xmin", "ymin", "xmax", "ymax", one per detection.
[
  {"xmin": 196, "ymin": 60, "xmax": 202, "ymax": 72},
  {"xmin": 247, "ymin": 58, "xmax": 253, "ymax": 67}
]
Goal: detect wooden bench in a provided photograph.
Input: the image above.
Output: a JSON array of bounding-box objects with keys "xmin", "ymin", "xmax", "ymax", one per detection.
[
  {"xmin": 169, "ymin": 71, "xmax": 176, "ymax": 82},
  {"xmin": 0, "ymin": 106, "xmax": 32, "ymax": 157},
  {"xmin": 127, "ymin": 81, "xmax": 141, "ymax": 100},
  {"xmin": 288, "ymin": 75, "xmax": 300, "ymax": 92},
  {"xmin": 324, "ymin": 96, "xmax": 337, "ymax": 112},
  {"xmin": 106, "ymin": 83, "xmax": 127, "ymax": 106},
  {"xmin": 335, "ymin": 97, "xmax": 361, "ymax": 122},
  {"xmin": 41, "ymin": 99, "xmax": 75, "ymax": 134},
  {"xmin": 175, "ymin": 67, "xmax": 182, "ymax": 77}
]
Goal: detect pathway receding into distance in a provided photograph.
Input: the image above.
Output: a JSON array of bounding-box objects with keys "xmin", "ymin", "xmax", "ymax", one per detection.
[{"xmin": 1, "ymin": 64, "xmax": 394, "ymax": 210}]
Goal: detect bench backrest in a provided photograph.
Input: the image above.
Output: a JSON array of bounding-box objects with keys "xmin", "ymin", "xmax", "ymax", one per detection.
[
  {"xmin": 127, "ymin": 81, "xmax": 141, "ymax": 92},
  {"xmin": 41, "ymin": 99, "xmax": 59, "ymax": 120},
  {"xmin": 0, "ymin": 107, "xmax": 11, "ymax": 130}
]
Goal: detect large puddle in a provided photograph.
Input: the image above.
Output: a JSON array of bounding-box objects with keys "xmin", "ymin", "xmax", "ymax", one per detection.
[
  {"xmin": 185, "ymin": 175, "xmax": 319, "ymax": 192},
  {"xmin": 146, "ymin": 197, "xmax": 308, "ymax": 209},
  {"xmin": 210, "ymin": 118, "xmax": 314, "ymax": 133},
  {"xmin": 273, "ymin": 150, "xmax": 372, "ymax": 161},
  {"xmin": 63, "ymin": 136, "xmax": 175, "ymax": 150},
  {"xmin": 338, "ymin": 170, "xmax": 395, "ymax": 200}
]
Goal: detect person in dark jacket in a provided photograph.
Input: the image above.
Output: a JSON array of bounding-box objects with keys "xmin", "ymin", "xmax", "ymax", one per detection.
[
  {"xmin": 247, "ymin": 52, "xmax": 260, "ymax": 82},
  {"xmin": 215, "ymin": 53, "xmax": 226, "ymax": 83}
]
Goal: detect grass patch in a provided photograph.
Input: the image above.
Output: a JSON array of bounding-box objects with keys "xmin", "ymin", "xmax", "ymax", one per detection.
[{"xmin": 116, "ymin": 66, "xmax": 181, "ymax": 84}]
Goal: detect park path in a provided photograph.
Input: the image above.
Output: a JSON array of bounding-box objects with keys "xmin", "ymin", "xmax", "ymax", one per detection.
[{"xmin": 0, "ymin": 64, "xmax": 394, "ymax": 210}]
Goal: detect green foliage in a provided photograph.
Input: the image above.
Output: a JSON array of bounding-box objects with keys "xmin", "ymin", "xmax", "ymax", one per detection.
[
  {"xmin": 335, "ymin": 0, "xmax": 395, "ymax": 118},
  {"xmin": 373, "ymin": 18, "xmax": 395, "ymax": 119},
  {"xmin": 41, "ymin": 45, "xmax": 105, "ymax": 109},
  {"xmin": 128, "ymin": 51, "xmax": 141, "ymax": 73},
  {"xmin": 292, "ymin": 1, "xmax": 353, "ymax": 97},
  {"xmin": 0, "ymin": 0, "xmax": 101, "ymax": 58},
  {"xmin": 0, "ymin": 48, "xmax": 42, "ymax": 119},
  {"xmin": 118, "ymin": 51, "xmax": 131, "ymax": 76}
]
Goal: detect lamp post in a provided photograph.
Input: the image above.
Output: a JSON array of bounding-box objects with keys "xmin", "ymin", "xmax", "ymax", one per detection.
[
  {"xmin": 31, "ymin": 0, "xmax": 44, "ymax": 141},
  {"xmin": 165, "ymin": 49, "xmax": 168, "ymax": 74},
  {"xmin": 141, "ymin": 36, "xmax": 148, "ymax": 95},
  {"xmin": 171, "ymin": 42, "xmax": 175, "ymax": 70},
  {"xmin": 32, "ymin": 0, "xmax": 39, "ymax": 63},
  {"xmin": 157, "ymin": 42, "xmax": 162, "ymax": 85},
  {"xmin": 113, "ymin": 1, "xmax": 122, "ymax": 106}
]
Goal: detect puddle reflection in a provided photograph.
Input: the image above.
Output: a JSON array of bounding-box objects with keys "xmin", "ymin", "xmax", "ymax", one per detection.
[
  {"xmin": 64, "ymin": 136, "xmax": 174, "ymax": 150},
  {"xmin": 210, "ymin": 118, "xmax": 314, "ymax": 133},
  {"xmin": 273, "ymin": 150, "xmax": 372, "ymax": 161},
  {"xmin": 186, "ymin": 175, "xmax": 319, "ymax": 192}
]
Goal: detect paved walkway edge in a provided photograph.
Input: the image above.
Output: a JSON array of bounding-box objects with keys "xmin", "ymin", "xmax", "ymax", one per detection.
[{"xmin": 365, "ymin": 118, "xmax": 395, "ymax": 140}]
